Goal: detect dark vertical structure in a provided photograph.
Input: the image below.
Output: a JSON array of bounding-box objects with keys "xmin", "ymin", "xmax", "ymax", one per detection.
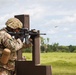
[
  {"xmin": 15, "ymin": 15, "xmax": 30, "ymax": 29},
  {"xmin": 31, "ymin": 30, "xmax": 40, "ymax": 64},
  {"xmin": 15, "ymin": 14, "xmax": 52, "ymax": 75},
  {"xmin": 15, "ymin": 15, "xmax": 30, "ymax": 60}
]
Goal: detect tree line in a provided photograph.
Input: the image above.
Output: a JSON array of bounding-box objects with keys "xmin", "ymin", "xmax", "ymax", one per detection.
[
  {"xmin": 40, "ymin": 37, "xmax": 76, "ymax": 53},
  {"xmin": 23, "ymin": 37, "xmax": 76, "ymax": 53}
]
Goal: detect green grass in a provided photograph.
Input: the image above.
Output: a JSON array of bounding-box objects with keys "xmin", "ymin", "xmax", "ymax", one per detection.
[{"xmin": 23, "ymin": 52, "xmax": 76, "ymax": 75}]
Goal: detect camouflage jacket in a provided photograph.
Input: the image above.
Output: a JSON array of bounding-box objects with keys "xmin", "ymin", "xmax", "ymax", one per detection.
[
  {"xmin": 0, "ymin": 27, "xmax": 23, "ymax": 51},
  {"xmin": 0, "ymin": 27, "xmax": 23, "ymax": 71}
]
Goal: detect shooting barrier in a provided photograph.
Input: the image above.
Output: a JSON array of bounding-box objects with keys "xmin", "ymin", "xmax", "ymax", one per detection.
[{"xmin": 14, "ymin": 14, "xmax": 52, "ymax": 75}]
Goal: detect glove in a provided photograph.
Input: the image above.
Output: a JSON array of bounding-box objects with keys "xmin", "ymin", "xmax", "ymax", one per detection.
[{"xmin": 16, "ymin": 34, "xmax": 24, "ymax": 42}]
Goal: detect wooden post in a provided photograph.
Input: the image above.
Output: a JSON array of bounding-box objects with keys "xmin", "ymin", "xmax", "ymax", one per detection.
[
  {"xmin": 31, "ymin": 30, "xmax": 40, "ymax": 64},
  {"xmin": 14, "ymin": 14, "xmax": 30, "ymax": 60}
]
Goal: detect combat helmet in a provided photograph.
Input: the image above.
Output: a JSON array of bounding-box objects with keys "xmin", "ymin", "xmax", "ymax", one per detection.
[{"xmin": 5, "ymin": 18, "xmax": 23, "ymax": 29}]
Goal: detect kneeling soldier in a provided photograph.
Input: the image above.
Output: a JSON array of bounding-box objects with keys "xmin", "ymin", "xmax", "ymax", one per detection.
[{"xmin": 0, "ymin": 18, "xmax": 23, "ymax": 75}]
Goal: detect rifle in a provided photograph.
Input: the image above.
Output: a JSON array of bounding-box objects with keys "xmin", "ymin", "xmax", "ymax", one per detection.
[{"xmin": 8, "ymin": 28, "xmax": 46, "ymax": 44}]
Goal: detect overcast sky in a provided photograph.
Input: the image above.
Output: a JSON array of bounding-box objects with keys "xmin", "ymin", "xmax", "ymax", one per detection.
[{"xmin": 0, "ymin": 0, "xmax": 76, "ymax": 46}]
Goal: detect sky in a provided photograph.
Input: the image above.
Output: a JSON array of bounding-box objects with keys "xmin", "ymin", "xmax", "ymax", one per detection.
[{"xmin": 0, "ymin": 0, "xmax": 76, "ymax": 46}]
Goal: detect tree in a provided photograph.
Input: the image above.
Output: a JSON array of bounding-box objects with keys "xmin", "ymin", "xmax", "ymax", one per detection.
[
  {"xmin": 40, "ymin": 37, "xmax": 46, "ymax": 52},
  {"xmin": 52, "ymin": 43, "xmax": 59, "ymax": 51},
  {"xmin": 40, "ymin": 37, "xmax": 45, "ymax": 46},
  {"xmin": 47, "ymin": 38, "xmax": 49, "ymax": 44},
  {"xmin": 40, "ymin": 37, "xmax": 50, "ymax": 52},
  {"xmin": 68, "ymin": 45, "xmax": 75, "ymax": 52}
]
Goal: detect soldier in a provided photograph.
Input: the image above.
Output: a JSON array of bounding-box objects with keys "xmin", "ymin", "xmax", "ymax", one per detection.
[{"xmin": 0, "ymin": 18, "xmax": 23, "ymax": 75}]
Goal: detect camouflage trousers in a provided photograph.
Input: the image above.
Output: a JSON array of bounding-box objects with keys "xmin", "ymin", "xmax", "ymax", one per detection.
[
  {"xmin": 0, "ymin": 68, "xmax": 15, "ymax": 75},
  {"xmin": 0, "ymin": 68, "xmax": 10, "ymax": 75}
]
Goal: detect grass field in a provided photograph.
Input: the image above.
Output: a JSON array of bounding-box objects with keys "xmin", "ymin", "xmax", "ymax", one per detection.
[{"xmin": 23, "ymin": 52, "xmax": 76, "ymax": 75}]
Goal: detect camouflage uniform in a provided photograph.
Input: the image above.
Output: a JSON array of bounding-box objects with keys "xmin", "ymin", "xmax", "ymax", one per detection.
[{"xmin": 0, "ymin": 18, "xmax": 23, "ymax": 75}]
